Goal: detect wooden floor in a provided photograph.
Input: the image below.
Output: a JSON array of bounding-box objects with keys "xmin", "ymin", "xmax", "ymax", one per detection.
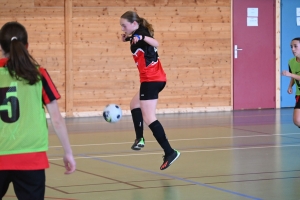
[{"xmin": 4, "ymin": 108, "xmax": 300, "ymax": 200}]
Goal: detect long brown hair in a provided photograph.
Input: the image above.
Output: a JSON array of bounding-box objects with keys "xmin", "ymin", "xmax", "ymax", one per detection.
[
  {"xmin": 0, "ymin": 21, "xmax": 40, "ymax": 85},
  {"xmin": 121, "ymin": 11, "xmax": 154, "ymax": 37}
]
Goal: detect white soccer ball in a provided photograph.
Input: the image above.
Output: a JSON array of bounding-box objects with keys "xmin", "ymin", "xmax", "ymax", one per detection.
[{"xmin": 103, "ymin": 104, "xmax": 122, "ymax": 123}]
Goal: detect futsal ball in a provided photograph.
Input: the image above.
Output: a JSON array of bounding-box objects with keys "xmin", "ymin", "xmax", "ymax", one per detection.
[{"xmin": 103, "ymin": 104, "xmax": 122, "ymax": 123}]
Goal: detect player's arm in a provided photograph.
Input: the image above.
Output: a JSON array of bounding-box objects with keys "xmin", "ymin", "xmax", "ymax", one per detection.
[
  {"xmin": 132, "ymin": 35, "xmax": 159, "ymax": 47},
  {"xmin": 143, "ymin": 36, "xmax": 159, "ymax": 47},
  {"xmin": 282, "ymin": 67, "xmax": 300, "ymax": 81},
  {"xmin": 288, "ymin": 77, "xmax": 295, "ymax": 87},
  {"xmin": 40, "ymin": 67, "xmax": 76, "ymax": 174},
  {"xmin": 46, "ymin": 101, "xmax": 76, "ymax": 174},
  {"xmin": 121, "ymin": 34, "xmax": 131, "ymax": 42},
  {"xmin": 288, "ymin": 65, "xmax": 295, "ymax": 87},
  {"xmin": 287, "ymin": 77, "xmax": 295, "ymax": 94},
  {"xmin": 289, "ymin": 73, "xmax": 300, "ymax": 81}
]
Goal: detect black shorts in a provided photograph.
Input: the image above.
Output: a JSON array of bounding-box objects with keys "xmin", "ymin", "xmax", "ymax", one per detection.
[
  {"xmin": 139, "ymin": 82, "xmax": 166, "ymax": 100},
  {"xmin": 0, "ymin": 170, "xmax": 45, "ymax": 200},
  {"xmin": 295, "ymin": 96, "xmax": 300, "ymax": 109}
]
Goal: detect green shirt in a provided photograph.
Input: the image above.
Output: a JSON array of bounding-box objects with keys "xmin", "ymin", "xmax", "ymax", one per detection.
[
  {"xmin": 0, "ymin": 67, "xmax": 48, "ymax": 155},
  {"xmin": 289, "ymin": 57, "xmax": 300, "ymax": 95}
]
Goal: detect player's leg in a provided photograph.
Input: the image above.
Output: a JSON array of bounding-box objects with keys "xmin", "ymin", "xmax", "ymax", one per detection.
[
  {"xmin": 0, "ymin": 170, "xmax": 11, "ymax": 199},
  {"xmin": 130, "ymin": 92, "xmax": 145, "ymax": 150},
  {"xmin": 293, "ymin": 96, "xmax": 300, "ymax": 128},
  {"xmin": 12, "ymin": 170, "xmax": 45, "ymax": 200},
  {"xmin": 293, "ymin": 109, "xmax": 300, "ymax": 127},
  {"xmin": 140, "ymin": 82, "xmax": 180, "ymax": 170}
]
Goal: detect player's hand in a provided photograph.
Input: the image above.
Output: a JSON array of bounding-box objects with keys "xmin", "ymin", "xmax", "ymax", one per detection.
[
  {"xmin": 288, "ymin": 87, "xmax": 293, "ymax": 94},
  {"xmin": 282, "ymin": 70, "xmax": 291, "ymax": 77},
  {"xmin": 63, "ymin": 153, "xmax": 76, "ymax": 174},
  {"xmin": 131, "ymin": 35, "xmax": 140, "ymax": 44},
  {"xmin": 121, "ymin": 34, "xmax": 127, "ymax": 42}
]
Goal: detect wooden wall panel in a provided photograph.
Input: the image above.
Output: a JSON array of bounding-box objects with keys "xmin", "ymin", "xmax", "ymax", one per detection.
[
  {"xmin": 2, "ymin": 0, "xmax": 33, "ymax": 7},
  {"xmin": 73, "ymin": 0, "xmax": 230, "ymax": 7},
  {"xmin": 1, "ymin": 0, "xmax": 232, "ymax": 116},
  {"xmin": 34, "ymin": 0, "xmax": 64, "ymax": 7},
  {"xmin": 65, "ymin": 0, "xmax": 74, "ymax": 116},
  {"xmin": 71, "ymin": 0, "xmax": 232, "ymax": 114},
  {"xmin": 0, "ymin": 0, "xmax": 66, "ymax": 111}
]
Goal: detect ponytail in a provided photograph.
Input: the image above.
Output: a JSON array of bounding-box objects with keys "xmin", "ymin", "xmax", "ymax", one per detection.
[
  {"xmin": 0, "ymin": 22, "xmax": 40, "ymax": 85},
  {"xmin": 8, "ymin": 39, "xmax": 40, "ymax": 85},
  {"xmin": 140, "ymin": 18, "xmax": 154, "ymax": 37}
]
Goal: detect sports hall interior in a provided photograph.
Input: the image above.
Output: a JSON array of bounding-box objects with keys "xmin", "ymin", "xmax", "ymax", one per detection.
[{"xmin": 2, "ymin": 0, "xmax": 300, "ymax": 200}]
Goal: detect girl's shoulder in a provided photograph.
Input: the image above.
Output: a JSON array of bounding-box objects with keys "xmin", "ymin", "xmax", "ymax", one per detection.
[
  {"xmin": 288, "ymin": 57, "xmax": 300, "ymax": 68},
  {"xmin": 136, "ymin": 25, "xmax": 151, "ymax": 37},
  {"xmin": 288, "ymin": 57, "xmax": 297, "ymax": 63},
  {"xmin": 0, "ymin": 58, "xmax": 8, "ymax": 67}
]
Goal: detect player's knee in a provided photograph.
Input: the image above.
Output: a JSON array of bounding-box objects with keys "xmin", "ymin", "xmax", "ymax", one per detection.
[
  {"xmin": 142, "ymin": 114, "xmax": 156, "ymax": 126},
  {"xmin": 130, "ymin": 100, "xmax": 139, "ymax": 110},
  {"xmin": 142, "ymin": 116, "xmax": 152, "ymax": 126},
  {"xmin": 293, "ymin": 118, "xmax": 300, "ymax": 127},
  {"xmin": 130, "ymin": 94, "xmax": 140, "ymax": 110}
]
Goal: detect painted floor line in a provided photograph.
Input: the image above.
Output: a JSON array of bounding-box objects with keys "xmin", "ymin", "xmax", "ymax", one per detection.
[
  {"xmin": 81, "ymin": 154, "xmax": 262, "ymax": 200},
  {"xmin": 49, "ymin": 132, "xmax": 300, "ymax": 148},
  {"xmin": 49, "ymin": 143, "xmax": 300, "ymax": 161}
]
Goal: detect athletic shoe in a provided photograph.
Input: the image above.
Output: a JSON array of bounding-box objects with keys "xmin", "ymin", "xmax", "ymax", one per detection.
[
  {"xmin": 160, "ymin": 150, "xmax": 181, "ymax": 170},
  {"xmin": 131, "ymin": 138, "xmax": 145, "ymax": 150}
]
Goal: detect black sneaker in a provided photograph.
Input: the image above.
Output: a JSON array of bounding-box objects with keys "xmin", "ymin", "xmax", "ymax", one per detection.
[
  {"xmin": 160, "ymin": 150, "xmax": 180, "ymax": 170},
  {"xmin": 131, "ymin": 138, "xmax": 145, "ymax": 150}
]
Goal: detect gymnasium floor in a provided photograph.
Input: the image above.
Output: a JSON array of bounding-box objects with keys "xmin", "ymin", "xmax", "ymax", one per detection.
[{"xmin": 4, "ymin": 108, "xmax": 300, "ymax": 200}]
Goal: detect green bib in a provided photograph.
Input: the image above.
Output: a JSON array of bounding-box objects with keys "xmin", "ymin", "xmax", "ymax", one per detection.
[
  {"xmin": 0, "ymin": 67, "xmax": 48, "ymax": 155},
  {"xmin": 289, "ymin": 58, "xmax": 300, "ymax": 95}
]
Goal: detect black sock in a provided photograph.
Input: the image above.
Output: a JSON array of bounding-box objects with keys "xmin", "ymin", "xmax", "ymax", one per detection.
[
  {"xmin": 131, "ymin": 108, "xmax": 144, "ymax": 139},
  {"xmin": 149, "ymin": 120, "xmax": 174, "ymax": 156}
]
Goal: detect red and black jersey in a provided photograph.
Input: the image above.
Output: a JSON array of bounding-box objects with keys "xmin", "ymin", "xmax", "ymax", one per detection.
[
  {"xmin": 39, "ymin": 67, "xmax": 61, "ymax": 104},
  {"xmin": 128, "ymin": 25, "xmax": 166, "ymax": 83}
]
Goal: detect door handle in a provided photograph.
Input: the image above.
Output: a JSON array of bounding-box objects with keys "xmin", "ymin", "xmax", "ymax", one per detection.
[{"xmin": 234, "ymin": 45, "xmax": 243, "ymax": 59}]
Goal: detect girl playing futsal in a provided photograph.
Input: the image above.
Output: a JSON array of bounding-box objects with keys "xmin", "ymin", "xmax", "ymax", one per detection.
[
  {"xmin": 282, "ymin": 37, "xmax": 300, "ymax": 127},
  {"xmin": 0, "ymin": 22, "xmax": 76, "ymax": 200},
  {"xmin": 120, "ymin": 11, "xmax": 180, "ymax": 170}
]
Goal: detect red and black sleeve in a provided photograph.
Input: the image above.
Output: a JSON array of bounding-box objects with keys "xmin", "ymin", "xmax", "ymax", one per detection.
[{"xmin": 39, "ymin": 67, "xmax": 61, "ymax": 104}]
